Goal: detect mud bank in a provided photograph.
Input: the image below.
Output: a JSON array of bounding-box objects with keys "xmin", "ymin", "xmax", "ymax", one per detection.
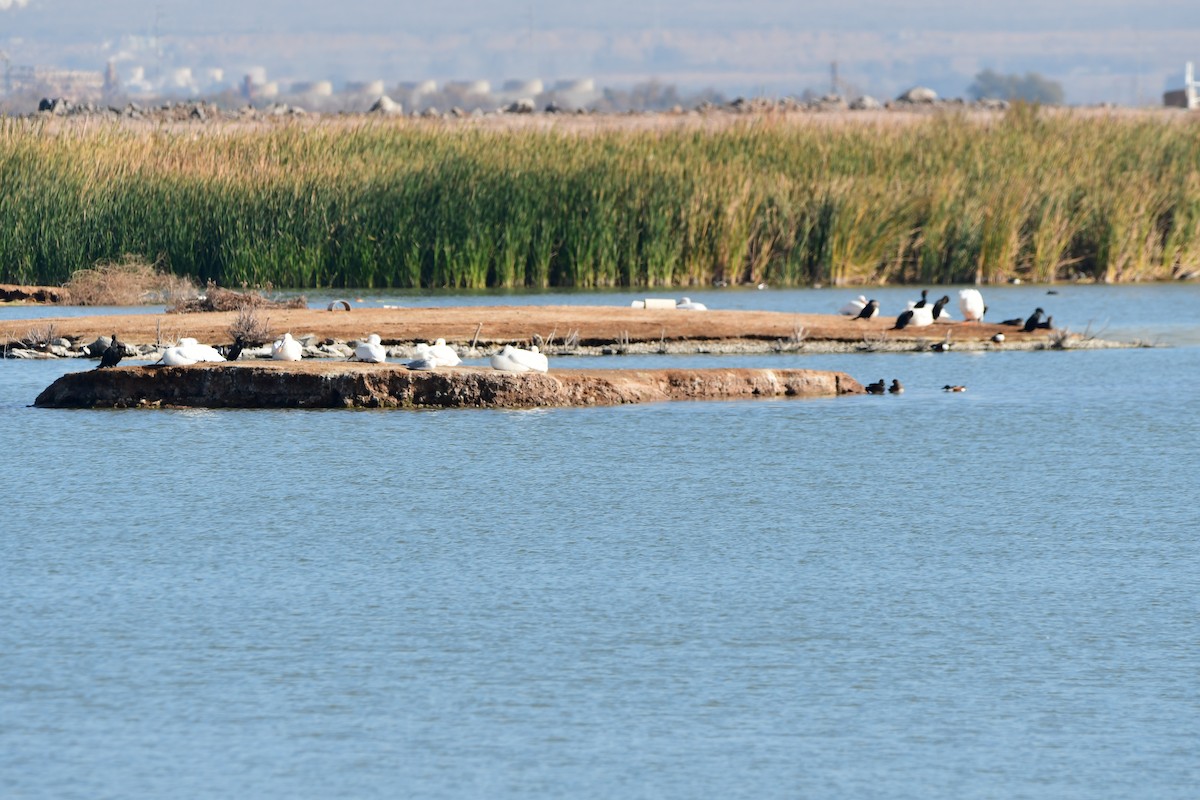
[{"xmin": 33, "ymin": 363, "xmax": 863, "ymax": 410}]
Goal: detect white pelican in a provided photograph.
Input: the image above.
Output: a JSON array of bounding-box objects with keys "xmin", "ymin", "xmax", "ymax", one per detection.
[
  {"xmin": 353, "ymin": 333, "xmax": 387, "ymax": 363},
  {"xmin": 676, "ymin": 297, "xmax": 708, "ymax": 311},
  {"xmin": 158, "ymin": 337, "xmax": 226, "ymax": 366},
  {"xmin": 428, "ymin": 338, "xmax": 461, "ymax": 366},
  {"xmin": 509, "ymin": 344, "xmax": 549, "ymax": 373},
  {"xmin": 958, "ymin": 288, "xmax": 986, "ymax": 322},
  {"xmin": 839, "ymin": 295, "xmax": 868, "ymax": 316},
  {"xmin": 272, "ymin": 332, "xmax": 303, "ymax": 361},
  {"xmin": 406, "ymin": 342, "xmax": 439, "ymax": 370},
  {"xmin": 490, "ymin": 344, "xmax": 536, "ymax": 372}
]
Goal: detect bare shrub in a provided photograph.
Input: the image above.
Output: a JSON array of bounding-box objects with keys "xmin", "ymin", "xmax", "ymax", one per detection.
[
  {"xmin": 170, "ymin": 280, "xmax": 307, "ymax": 313},
  {"xmin": 21, "ymin": 322, "xmax": 58, "ymax": 349},
  {"xmin": 62, "ymin": 255, "xmax": 197, "ymax": 306},
  {"xmin": 228, "ymin": 306, "xmax": 272, "ymax": 346}
]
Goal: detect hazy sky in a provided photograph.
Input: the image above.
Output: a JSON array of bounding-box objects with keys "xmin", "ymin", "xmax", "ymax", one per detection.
[{"xmin": 4, "ymin": 1, "xmax": 1200, "ymax": 103}]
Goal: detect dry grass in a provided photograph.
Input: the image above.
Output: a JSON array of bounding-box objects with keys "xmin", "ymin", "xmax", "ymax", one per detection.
[
  {"xmin": 227, "ymin": 305, "xmax": 273, "ymax": 345},
  {"xmin": 169, "ymin": 281, "xmax": 307, "ymax": 313},
  {"xmin": 61, "ymin": 255, "xmax": 197, "ymax": 306}
]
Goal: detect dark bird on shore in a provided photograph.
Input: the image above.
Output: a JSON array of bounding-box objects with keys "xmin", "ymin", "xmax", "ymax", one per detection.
[
  {"xmin": 854, "ymin": 299, "xmax": 879, "ymax": 320},
  {"xmin": 1022, "ymin": 308, "xmax": 1046, "ymax": 332},
  {"xmin": 222, "ymin": 336, "xmax": 247, "ymax": 362},
  {"xmin": 942, "ymin": 384, "xmax": 967, "ymax": 392},
  {"xmin": 892, "ymin": 309, "xmax": 915, "ymax": 329},
  {"xmin": 931, "ymin": 332, "xmax": 953, "ymax": 352},
  {"xmin": 931, "ymin": 295, "xmax": 952, "ymax": 321},
  {"xmin": 97, "ymin": 334, "xmax": 123, "ymax": 369},
  {"xmin": 1037, "ymin": 316, "xmax": 1054, "ymax": 330},
  {"xmin": 889, "ymin": 379, "xmax": 904, "ymax": 394},
  {"xmin": 866, "ymin": 379, "xmax": 887, "ymax": 394},
  {"xmin": 999, "ymin": 316, "xmax": 1024, "ymax": 326},
  {"xmin": 913, "ymin": 289, "xmax": 929, "ymax": 309}
]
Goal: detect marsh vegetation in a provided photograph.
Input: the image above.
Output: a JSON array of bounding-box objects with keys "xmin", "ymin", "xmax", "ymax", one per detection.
[{"xmin": 2, "ymin": 107, "xmax": 1198, "ymax": 289}]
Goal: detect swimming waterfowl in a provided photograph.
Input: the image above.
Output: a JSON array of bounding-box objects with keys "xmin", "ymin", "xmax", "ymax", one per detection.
[
  {"xmin": 888, "ymin": 379, "xmax": 904, "ymax": 394},
  {"xmin": 353, "ymin": 333, "xmax": 387, "ymax": 363},
  {"xmin": 271, "ymin": 332, "xmax": 303, "ymax": 361},
  {"xmin": 942, "ymin": 384, "xmax": 967, "ymax": 392},
  {"xmin": 97, "ymin": 334, "xmax": 123, "ymax": 369},
  {"xmin": 865, "ymin": 378, "xmax": 887, "ymax": 394},
  {"xmin": 958, "ymin": 288, "xmax": 986, "ymax": 322}
]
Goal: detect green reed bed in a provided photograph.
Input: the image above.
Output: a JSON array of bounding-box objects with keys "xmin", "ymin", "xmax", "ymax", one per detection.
[{"xmin": 1, "ymin": 110, "xmax": 1199, "ymax": 289}]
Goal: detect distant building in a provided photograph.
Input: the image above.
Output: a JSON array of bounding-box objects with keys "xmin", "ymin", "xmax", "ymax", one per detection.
[
  {"xmin": 1163, "ymin": 62, "xmax": 1199, "ymax": 110},
  {"xmin": 7, "ymin": 66, "xmax": 104, "ymax": 100}
]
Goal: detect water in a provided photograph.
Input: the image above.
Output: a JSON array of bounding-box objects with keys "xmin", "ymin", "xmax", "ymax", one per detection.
[{"xmin": 2, "ymin": 286, "xmax": 1198, "ymax": 799}]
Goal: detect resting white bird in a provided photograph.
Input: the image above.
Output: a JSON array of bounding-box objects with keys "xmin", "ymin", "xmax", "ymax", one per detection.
[
  {"xmin": 271, "ymin": 332, "xmax": 303, "ymax": 361},
  {"xmin": 405, "ymin": 342, "xmax": 439, "ymax": 370},
  {"xmin": 158, "ymin": 337, "xmax": 226, "ymax": 365},
  {"xmin": 676, "ymin": 297, "xmax": 708, "ymax": 311},
  {"xmin": 489, "ymin": 344, "xmax": 529, "ymax": 372},
  {"xmin": 839, "ymin": 295, "xmax": 868, "ymax": 316},
  {"xmin": 353, "ymin": 333, "xmax": 387, "ymax": 363},
  {"xmin": 509, "ymin": 344, "xmax": 549, "ymax": 372},
  {"xmin": 428, "ymin": 338, "xmax": 461, "ymax": 366},
  {"xmin": 959, "ymin": 288, "xmax": 986, "ymax": 322}
]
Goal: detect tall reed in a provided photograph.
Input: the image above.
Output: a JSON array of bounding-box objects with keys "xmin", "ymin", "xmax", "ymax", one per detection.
[{"xmin": 1, "ymin": 111, "xmax": 1198, "ymax": 289}]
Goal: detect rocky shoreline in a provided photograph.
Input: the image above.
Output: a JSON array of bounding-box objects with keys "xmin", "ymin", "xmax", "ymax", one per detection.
[{"xmin": 33, "ymin": 363, "xmax": 863, "ymax": 410}]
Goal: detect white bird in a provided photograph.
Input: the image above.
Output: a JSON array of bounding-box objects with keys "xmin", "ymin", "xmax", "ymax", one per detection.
[
  {"xmin": 490, "ymin": 345, "xmax": 529, "ymax": 372},
  {"xmin": 158, "ymin": 337, "xmax": 225, "ymax": 366},
  {"xmin": 428, "ymin": 338, "xmax": 461, "ymax": 366},
  {"xmin": 271, "ymin": 332, "xmax": 303, "ymax": 361},
  {"xmin": 839, "ymin": 295, "xmax": 868, "ymax": 316},
  {"xmin": 353, "ymin": 333, "xmax": 387, "ymax": 363},
  {"xmin": 509, "ymin": 344, "xmax": 549, "ymax": 372},
  {"xmin": 676, "ymin": 297, "xmax": 708, "ymax": 311},
  {"xmin": 406, "ymin": 342, "xmax": 439, "ymax": 370},
  {"xmin": 959, "ymin": 288, "xmax": 986, "ymax": 322}
]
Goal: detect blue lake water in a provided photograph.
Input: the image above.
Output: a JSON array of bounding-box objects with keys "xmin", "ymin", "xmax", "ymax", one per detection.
[{"xmin": 2, "ymin": 285, "xmax": 1198, "ymax": 799}]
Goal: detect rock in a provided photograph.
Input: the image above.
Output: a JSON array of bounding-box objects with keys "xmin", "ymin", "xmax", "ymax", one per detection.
[
  {"xmin": 898, "ymin": 86, "xmax": 938, "ymax": 103},
  {"xmin": 85, "ymin": 336, "xmax": 113, "ymax": 358}
]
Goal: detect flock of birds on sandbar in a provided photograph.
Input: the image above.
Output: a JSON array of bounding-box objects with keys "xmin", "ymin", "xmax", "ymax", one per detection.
[
  {"xmin": 841, "ymin": 288, "xmax": 1055, "ymax": 334},
  {"xmin": 845, "ymin": 287, "xmax": 1061, "ymax": 397},
  {"xmin": 90, "ymin": 289, "xmax": 1058, "ymax": 402},
  {"xmin": 92, "ymin": 330, "xmax": 550, "ymax": 374}
]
